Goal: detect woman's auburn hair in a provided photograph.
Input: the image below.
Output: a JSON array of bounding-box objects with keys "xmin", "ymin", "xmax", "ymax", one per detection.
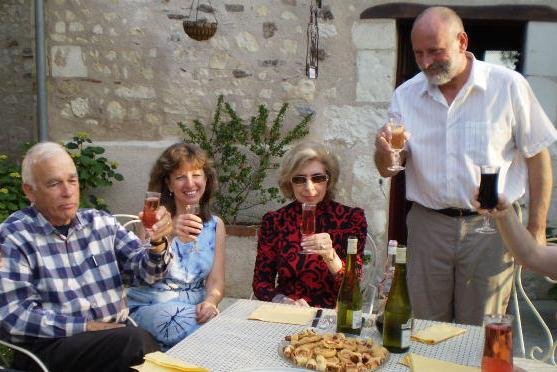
[
  {"xmin": 278, "ymin": 140, "xmax": 339, "ymax": 201},
  {"xmin": 148, "ymin": 142, "xmax": 217, "ymax": 222}
]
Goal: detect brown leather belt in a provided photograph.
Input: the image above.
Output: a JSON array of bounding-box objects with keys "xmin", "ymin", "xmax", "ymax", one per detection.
[{"xmin": 435, "ymin": 208, "xmax": 478, "ymax": 217}]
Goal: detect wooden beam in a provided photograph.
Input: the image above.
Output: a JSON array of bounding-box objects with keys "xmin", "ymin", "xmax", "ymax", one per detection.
[{"xmin": 360, "ymin": 3, "xmax": 557, "ymax": 22}]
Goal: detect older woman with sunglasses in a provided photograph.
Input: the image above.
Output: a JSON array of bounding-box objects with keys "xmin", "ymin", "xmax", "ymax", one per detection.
[{"xmin": 252, "ymin": 141, "xmax": 368, "ymax": 308}]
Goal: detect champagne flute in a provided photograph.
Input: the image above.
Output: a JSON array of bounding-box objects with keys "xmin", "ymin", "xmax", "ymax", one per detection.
[
  {"xmin": 185, "ymin": 203, "xmax": 202, "ymax": 253},
  {"xmin": 299, "ymin": 203, "xmax": 317, "ymax": 254},
  {"xmin": 476, "ymin": 165, "xmax": 500, "ymax": 234},
  {"xmin": 387, "ymin": 117, "xmax": 406, "ymax": 172},
  {"xmin": 141, "ymin": 191, "xmax": 161, "ymax": 243}
]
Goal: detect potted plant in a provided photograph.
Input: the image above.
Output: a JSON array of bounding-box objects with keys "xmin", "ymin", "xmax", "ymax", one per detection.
[{"xmin": 178, "ymin": 95, "xmax": 312, "ymax": 229}]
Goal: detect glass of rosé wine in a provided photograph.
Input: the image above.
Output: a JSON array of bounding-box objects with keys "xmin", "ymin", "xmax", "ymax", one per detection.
[
  {"xmin": 482, "ymin": 314, "xmax": 513, "ymax": 372},
  {"xmin": 299, "ymin": 203, "xmax": 317, "ymax": 254},
  {"xmin": 387, "ymin": 116, "xmax": 406, "ymax": 172},
  {"xmin": 141, "ymin": 191, "xmax": 161, "ymax": 242},
  {"xmin": 185, "ymin": 203, "xmax": 202, "ymax": 253}
]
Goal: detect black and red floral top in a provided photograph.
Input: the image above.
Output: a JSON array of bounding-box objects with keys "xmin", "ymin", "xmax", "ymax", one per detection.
[{"xmin": 252, "ymin": 200, "xmax": 367, "ymax": 308}]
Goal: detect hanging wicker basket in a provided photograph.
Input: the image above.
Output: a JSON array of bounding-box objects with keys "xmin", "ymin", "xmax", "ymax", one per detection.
[{"xmin": 183, "ymin": 20, "xmax": 217, "ymax": 41}]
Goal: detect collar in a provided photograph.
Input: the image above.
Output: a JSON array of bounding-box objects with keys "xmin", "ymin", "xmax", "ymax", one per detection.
[
  {"xmin": 419, "ymin": 52, "xmax": 487, "ymax": 97},
  {"xmin": 30, "ymin": 205, "xmax": 84, "ymax": 237}
]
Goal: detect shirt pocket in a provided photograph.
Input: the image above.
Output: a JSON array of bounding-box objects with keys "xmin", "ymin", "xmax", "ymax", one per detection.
[{"xmin": 461, "ymin": 121, "xmax": 512, "ymax": 165}]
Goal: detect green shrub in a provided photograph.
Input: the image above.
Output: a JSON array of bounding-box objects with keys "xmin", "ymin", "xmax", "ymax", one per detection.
[
  {"xmin": 0, "ymin": 155, "xmax": 27, "ymax": 223},
  {"xmin": 179, "ymin": 95, "xmax": 312, "ymax": 224},
  {"xmin": 65, "ymin": 132, "xmax": 124, "ymax": 211}
]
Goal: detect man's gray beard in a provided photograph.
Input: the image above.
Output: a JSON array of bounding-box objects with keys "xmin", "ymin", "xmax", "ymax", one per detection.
[{"xmin": 425, "ymin": 71, "xmax": 452, "ymax": 85}]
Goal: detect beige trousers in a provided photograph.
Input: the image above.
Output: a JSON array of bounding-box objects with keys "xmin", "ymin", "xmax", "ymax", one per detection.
[{"xmin": 406, "ymin": 203, "xmax": 514, "ymax": 326}]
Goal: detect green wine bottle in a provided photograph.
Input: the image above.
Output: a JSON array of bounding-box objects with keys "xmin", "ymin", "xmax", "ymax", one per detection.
[
  {"xmin": 382, "ymin": 246, "xmax": 412, "ymax": 353},
  {"xmin": 336, "ymin": 236, "xmax": 362, "ymax": 335}
]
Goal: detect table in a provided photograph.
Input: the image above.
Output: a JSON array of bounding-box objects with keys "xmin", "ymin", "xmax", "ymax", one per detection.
[{"xmin": 167, "ymin": 299, "xmax": 488, "ymax": 371}]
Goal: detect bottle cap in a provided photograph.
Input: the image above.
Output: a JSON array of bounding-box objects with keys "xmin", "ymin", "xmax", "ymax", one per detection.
[{"xmin": 388, "ymin": 240, "xmax": 398, "ymax": 255}]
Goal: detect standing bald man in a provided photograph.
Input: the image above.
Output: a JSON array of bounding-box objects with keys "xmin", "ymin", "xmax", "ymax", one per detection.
[{"xmin": 374, "ymin": 7, "xmax": 557, "ymax": 325}]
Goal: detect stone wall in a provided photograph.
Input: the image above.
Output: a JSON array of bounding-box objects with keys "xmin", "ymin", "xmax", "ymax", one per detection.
[
  {"xmin": 0, "ymin": 0, "xmax": 35, "ymax": 159},
  {"xmin": 44, "ymin": 0, "xmax": 390, "ymax": 239}
]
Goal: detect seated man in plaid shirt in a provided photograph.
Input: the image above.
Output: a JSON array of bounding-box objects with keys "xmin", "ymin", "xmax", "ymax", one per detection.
[{"xmin": 0, "ymin": 142, "xmax": 173, "ymax": 372}]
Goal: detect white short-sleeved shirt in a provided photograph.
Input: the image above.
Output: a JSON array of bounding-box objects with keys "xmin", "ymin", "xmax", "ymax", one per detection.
[{"xmin": 390, "ymin": 55, "xmax": 557, "ymax": 209}]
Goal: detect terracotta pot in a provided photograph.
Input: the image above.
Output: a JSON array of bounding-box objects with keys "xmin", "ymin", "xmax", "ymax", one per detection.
[{"xmin": 225, "ymin": 224, "xmax": 259, "ymax": 237}]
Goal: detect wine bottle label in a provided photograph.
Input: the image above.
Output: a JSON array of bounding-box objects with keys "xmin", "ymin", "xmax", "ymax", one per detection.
[
  {"xmin": 347, "ymin": 237, "xmax": 357, "ymax": 254},
  {"xmin": 401, "ymin": 319, "xmax": 412, "ymax": 348},
  {"xmin": 352, "ymin": 310, "xmax": 362, "ymax": 329},
  {"xmin": 395, "ymin": 247, "xmax": 407, "ymax": 264}
]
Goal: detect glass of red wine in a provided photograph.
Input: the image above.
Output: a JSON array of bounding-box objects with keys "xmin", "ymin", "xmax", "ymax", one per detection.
[
  {"xmin": 185, "ymin": 203, "xmax": 202, "ymax": 253},
  {"xmin": 476, "ymin": 165, "xmax": 500, "ymax": 234},
  {"xmin": 142, "ymin": 191, "xmax": 161, "ymax": 243},
  {"xmin": 299, "ymin": 203, "xmax": 317, "ymax": 254}
]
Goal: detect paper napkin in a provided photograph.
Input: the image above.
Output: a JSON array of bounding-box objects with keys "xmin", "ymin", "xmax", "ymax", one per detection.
[
  {"xmin": 132, "ymin": 351, "xmax": 209, "ymax": 372},
  {"xmin": 411, "ymin": 323, "xmax": 466, "ymax": 344},
  {"xmin": 248, "ymin": 303, "xmax": 316, "ymax": 325},
  {"xmin": 402, "ymin": 353, "xmax": 480, "ymax": 372}
]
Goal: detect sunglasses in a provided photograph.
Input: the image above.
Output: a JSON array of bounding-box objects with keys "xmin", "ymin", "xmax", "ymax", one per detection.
[{"xmin": 291, "ymin": 173, "xmax": 329, "ymax": 185}]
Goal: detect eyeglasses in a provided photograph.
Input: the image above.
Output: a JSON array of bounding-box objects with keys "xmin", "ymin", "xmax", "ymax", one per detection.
[{"xmin": 291, "ymin": 173, "xmax": 329, "ymax": 185}]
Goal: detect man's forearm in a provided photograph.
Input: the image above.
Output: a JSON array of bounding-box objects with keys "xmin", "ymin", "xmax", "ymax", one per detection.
[{"xmin": 526, "ymin": 149, "xmax": 552, "ymax": 243}]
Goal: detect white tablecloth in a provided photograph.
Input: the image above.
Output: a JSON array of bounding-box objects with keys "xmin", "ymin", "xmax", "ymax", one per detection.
[{"xmin": 166, "ymin": 299, "xmax": 485, "ymax": 371}]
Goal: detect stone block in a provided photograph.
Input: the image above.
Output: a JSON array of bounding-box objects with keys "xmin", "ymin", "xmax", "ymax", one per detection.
[
  {"xmin": 263, "ymin": 22, "xmax": 277, "ymax": 39},
  {"xmin": 225, "ymin": 4, "xmax": 244, "ymax": 12},
  {"xmin": 356, "ymin": 50, "xmax": 396, "ymax": 102},
  {"xmin": 524, "ymin": 22, "xmax": 557, "ymax": 77},
  {"xmin": 235, "ymin": 32, "xmax": 259, "ymax": 52},
  {"xmin": 70, "ymin": 97, "xmax": 89, "ymax": 118},
  {"xmin": 51, "ymin": 45, "xmax": 88, "ymax": 78},
  {"xmin": 352, "ymin": 20, "xmax": 396, "ymax": 50}
]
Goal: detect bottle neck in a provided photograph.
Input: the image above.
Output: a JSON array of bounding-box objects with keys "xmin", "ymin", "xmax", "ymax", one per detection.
[
  {"xmin": 391, "ymin": 261, "xmax": 407, "ymax": 291},
  {"xmin": 345, "ymin": 252, "xmax": 358, "ymax": 278}
]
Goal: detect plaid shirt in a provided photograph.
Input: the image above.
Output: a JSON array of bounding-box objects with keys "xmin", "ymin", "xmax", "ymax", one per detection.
[{"xmin": 0, "ymin": 206, "xmax": 170, "ymax": 343}]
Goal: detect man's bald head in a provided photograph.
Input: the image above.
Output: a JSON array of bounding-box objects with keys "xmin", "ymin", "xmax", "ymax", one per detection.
[{"xmin": 412, "ymin": 6, "xmax": 464, "ymax": 39}]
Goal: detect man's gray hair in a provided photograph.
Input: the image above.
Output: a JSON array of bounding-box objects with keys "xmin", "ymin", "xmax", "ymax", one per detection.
[{"xmin": 22, "ymin": 142, "xmax": 69, "ymax": 188}]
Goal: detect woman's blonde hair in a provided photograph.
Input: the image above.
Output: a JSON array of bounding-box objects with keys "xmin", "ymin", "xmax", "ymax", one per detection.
[{"xmin": 278, "ymin": 141, "xmax": 339, "ymax": 201}]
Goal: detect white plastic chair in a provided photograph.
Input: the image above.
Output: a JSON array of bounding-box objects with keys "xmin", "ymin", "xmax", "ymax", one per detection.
[
  {"xmin": 113, "ymin": 214, "xmax": 142, "ymax": 230},
  {"xmin": 510, "ymin": 205, "xmax": 556, "ymax": 365},
  {"xmin": 0, "ymin": 338, "xmax": 49, "ymax": 372},
  {"xmin": 512, "ymin": 265, "xmax": 557, "ymax": 365}
]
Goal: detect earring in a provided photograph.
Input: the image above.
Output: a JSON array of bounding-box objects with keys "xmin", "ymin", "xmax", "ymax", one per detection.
[{"xmin": 169, "ymin": 191, "xmax": 173, "ymax": 197}]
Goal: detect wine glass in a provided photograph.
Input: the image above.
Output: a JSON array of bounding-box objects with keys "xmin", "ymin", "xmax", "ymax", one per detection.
[
  {"xmin": 141, "ymin": 191, "xmax": 161, "ymax": 243},
  {"xmin": 387, "ymin": 117, "xmax": 406, "ymax": 172},
  {"xmin": 476, "ymin": 165, "xmax": 500, "ymax": 234},
  {"xmin": 185, "ymin": 203, "xmax": 202, "ymax": 253},
  {"xmin": 299, "ymin": 203, "xmax": 317, "ymax": 254}
]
